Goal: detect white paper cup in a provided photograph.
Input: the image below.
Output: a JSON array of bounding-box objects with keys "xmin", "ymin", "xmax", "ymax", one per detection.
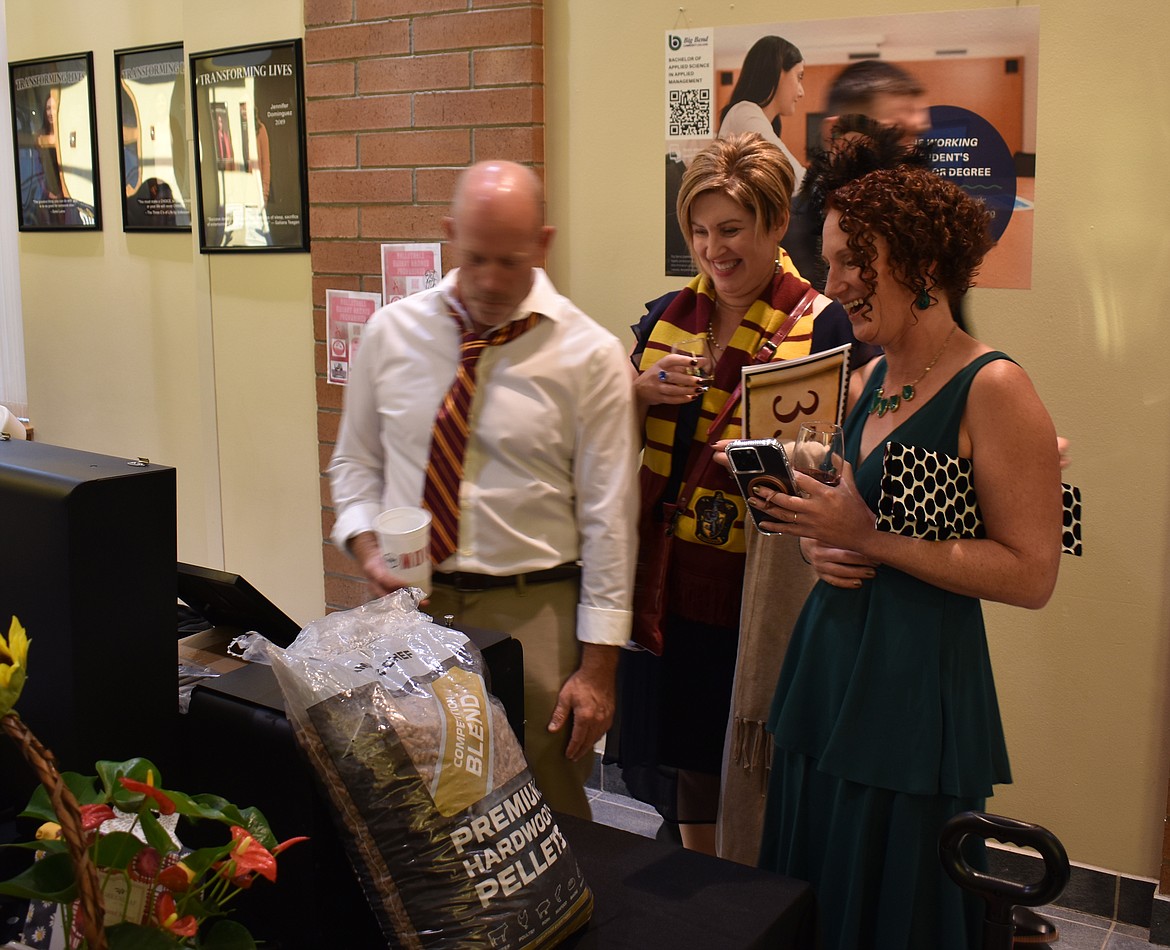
[{"xmin": 372, "ymin": 507, "xmax": 432, "ymax": 595}]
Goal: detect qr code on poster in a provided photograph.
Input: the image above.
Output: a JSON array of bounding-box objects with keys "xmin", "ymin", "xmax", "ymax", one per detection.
[{"xmin": 669, "ymin": 88, "xmax": 711, "ymax": 137}]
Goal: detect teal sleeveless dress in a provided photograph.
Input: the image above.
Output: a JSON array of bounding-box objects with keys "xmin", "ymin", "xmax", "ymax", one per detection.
[{"xmin": 759, "ymin": 352, "xmax": 1013, "ymax": 950}]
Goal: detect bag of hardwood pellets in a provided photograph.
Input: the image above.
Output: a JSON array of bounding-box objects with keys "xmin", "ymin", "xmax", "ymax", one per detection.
[{"xmin": 268, "ymin": 590, "xmax": 593, "ymax": 949}]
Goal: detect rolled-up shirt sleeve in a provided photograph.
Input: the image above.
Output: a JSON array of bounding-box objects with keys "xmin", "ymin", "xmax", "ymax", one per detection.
[
  {"xmin": 571, "ymin": 334, "xmax": 640, "ymax": 646},
  {"xmin": 328, "ymin": 317, "xmax": 390, "ymax": 550}
]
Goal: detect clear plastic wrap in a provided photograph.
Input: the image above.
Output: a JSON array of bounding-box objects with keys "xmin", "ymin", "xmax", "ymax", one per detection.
[
  {"xmin": 176, "ymin": 659, "xmax": 219, "ymax": 714},
  {"xmin": 267, "ymin": 590, "xmax": 592, "ymax": 949}
]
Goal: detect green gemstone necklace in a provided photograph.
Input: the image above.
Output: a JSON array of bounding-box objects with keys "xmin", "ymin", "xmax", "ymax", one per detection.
[{"xmin": 868, "ymin": 323, "xmax": 958, "ymax": 417}]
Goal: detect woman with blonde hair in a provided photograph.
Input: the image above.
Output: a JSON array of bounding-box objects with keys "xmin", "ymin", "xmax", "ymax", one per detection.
[{"xmin": 610, "ymin": 132, "xmax": 846, "ymax": 855}]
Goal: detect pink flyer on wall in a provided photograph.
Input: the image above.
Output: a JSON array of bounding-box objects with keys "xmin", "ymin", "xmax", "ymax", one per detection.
[
  {"xmin": 326, "ymin": 289, "xmax": 382, "ymax": 385},
  {"xmin": 381, "ymin": 242, "xmax": 441, "ymax": 304}
]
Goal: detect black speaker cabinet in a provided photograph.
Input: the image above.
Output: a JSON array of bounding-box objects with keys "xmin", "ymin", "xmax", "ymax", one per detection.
[{"xmin": 0, "ymin": 440, "xmax": 177, "ymax": 818}]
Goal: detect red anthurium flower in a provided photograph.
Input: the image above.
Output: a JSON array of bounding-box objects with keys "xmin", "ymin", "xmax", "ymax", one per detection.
[
  {"xmin": 219, "ymin": 826, "xmax": 277, "ymax": 886},
  {"xmin": 79, "ymin": 804, "xmax": 115, "ymax": 835},
  {"xmin": 118, "ymin": 774, "xmax": 176, "ymax": 815},
  {"xmin": 158, "ymin": 862, "xmax": 195, "ymax": 892},
  {"xmin": 155, "ymin": 892, "xmax": 198, "ymax": 937},
  {"xmin": 272, "ymin": 836, "xmax": 309, "ymax": 856}
]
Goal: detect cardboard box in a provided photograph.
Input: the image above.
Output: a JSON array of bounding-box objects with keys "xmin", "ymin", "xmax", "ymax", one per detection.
[{"xmin": 178, "ymin": 628, "xmax": 249, "ymax": 676}]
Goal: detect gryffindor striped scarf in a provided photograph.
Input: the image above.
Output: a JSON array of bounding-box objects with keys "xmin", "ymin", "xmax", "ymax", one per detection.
[{"xmin": 637, "ymin": 269, "xmax": 817, "ymax": 628}]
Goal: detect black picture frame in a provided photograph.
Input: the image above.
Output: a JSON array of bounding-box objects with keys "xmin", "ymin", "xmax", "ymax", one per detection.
[
  {"xmin": 189, "ymin": 39, "xmax": 309, "ymax": 252},
  {"xmin": 114, "ymin": 43, "xmax": 191, "ymax": 232},
  {"xmin": 8, "ymin": 51, "xmax": 101, "ymax": 231}
]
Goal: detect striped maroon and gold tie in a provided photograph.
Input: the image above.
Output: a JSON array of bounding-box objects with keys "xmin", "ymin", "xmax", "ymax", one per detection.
[{"xmin": 422, "ymin": 311, "xmax": 542, "ymax": 563}]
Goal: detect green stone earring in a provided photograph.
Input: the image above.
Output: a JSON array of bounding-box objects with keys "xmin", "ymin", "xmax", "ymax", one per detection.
[{"xmin": 915, "ymin": 290, "xmax": 931, "ymax": 310}]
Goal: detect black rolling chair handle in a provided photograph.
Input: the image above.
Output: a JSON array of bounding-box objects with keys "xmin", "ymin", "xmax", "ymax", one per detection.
[
  {"xmin": 940, "ymin": 810, "xmax": 1070, "ymax": 950},
  {"xmin": 940, "ymin": 811, "xmax": 1069, "ymax": 908}
]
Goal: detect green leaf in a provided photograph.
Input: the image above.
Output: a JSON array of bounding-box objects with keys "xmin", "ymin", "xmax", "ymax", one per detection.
[
  {"xmin": 22, "ymin": 771, "xmax": 103, "ymax": 820},
  {"xmin": 169, "ymin": 790, "xmax": 232, "ymax": 823},
  {"xmin": 1, "ymin": 838, "xmax": 67, "ymax": 855},
  {"xmin": 93, "ymin": 830, "xmax": 146, "ymax": 870},
  {"xmin": 189, "ymin": 793, "xmax": 232, "ymax": 813},
  {"xmin": 102, "ymin": 758, "xmax": 165, "ymax": 812},
  {"xmin": 200, "ymin": 918, "xmax": 256, "ymax": 950},
  {"xmin": 163, "ymin": 788, "xmax": 206, "ymax": 818},
  {"xmin": 107, "ymin": 921, "xmax": 187, "ymax": 949},
  {"xmin": 195, "ymin": 796, "xmax": 250, "ymax": 830},
  {"xmin": 177, "ymin": 891, "xmax": 219, "ymax": 920},
  {"xmin": 97, "ymin": 758, "xmax": 161, "ymax": 793},
  {"xmin": 138, "ymin": 808, "xmax": 178, "ymax": 854},
  {"xmin": 179, "ymin": 843, "xmax": 233, "ymax": 878},
  {"xmin": 0, "ymin": 851, "xmax": 78, "ymax": 902},
  {"xmin": 235, "ymin": 807, "xmax": 275, "ymax": 850}
]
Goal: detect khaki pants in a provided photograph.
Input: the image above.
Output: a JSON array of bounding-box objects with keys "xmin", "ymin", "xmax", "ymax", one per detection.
[{"xmin": 427, "ymin": 577, "xmax": 594, "ymax": 819}]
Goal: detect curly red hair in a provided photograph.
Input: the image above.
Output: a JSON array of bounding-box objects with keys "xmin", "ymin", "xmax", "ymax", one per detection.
[{"xmin": 827, "ymin": 164, "xmax": 993, "ymax": 308}]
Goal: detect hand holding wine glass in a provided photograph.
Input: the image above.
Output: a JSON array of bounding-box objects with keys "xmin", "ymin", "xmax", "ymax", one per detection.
[
  {"xmin": 670, "ymin": 336, "xmax": 716, "ymax": 381},
  {"xmin": 639, "ymin": 335, "xmax": 713, "ymax": 408},
  {"xmin": 792, "ymin": 421, "xmax": 844, "ymax": 487}
]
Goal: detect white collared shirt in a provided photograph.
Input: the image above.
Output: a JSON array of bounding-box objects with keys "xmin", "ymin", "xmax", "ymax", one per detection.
[{"xmin": 329, "ymin": 268, "xmax": 638, "ymax": 646}]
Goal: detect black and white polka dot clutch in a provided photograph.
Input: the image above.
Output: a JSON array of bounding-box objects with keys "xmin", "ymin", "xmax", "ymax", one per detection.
[{"xmin": 876, "ymin": 442, "xmax": 1082, "ymax": 556}]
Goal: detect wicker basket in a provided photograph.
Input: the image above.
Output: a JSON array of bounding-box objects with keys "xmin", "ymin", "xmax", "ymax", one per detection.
[{"xmin": 2, "ymin": 714, "xmax": 107, "ymax": 950}]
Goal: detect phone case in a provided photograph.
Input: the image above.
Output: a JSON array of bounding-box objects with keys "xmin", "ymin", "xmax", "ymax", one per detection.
[{"xmin": 726, "ymin": 438, "xmax": 797, "ymax": 530}]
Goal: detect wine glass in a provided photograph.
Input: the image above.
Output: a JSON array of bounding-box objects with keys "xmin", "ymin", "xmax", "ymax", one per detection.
[
  {"xmin": 791, "ymin": 422, "xmax": 844, "ymax": 487},
  {"xmin": 670, "ymin": 336, "xmax": 716, "ymax": 380}
]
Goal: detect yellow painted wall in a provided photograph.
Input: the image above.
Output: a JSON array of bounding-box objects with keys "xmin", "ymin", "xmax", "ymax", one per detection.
[
  {"xmin": 6, "ymin": 0, "xmax": 324, "ymax": 624},
  {"xmin": 547, "ymin": 0, "xmax": 1170, "ymax": 879}
]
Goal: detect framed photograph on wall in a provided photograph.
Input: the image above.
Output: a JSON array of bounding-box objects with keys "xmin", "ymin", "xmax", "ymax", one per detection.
[
  {"xmin": 115, "ymin": 43, "xmax": 191, "ymax": 231},
  {"xmin": 189, "ymin": 39, "xmax": 309, "ymax": 252},
  {"xmin": 8, "ymin": 51, "xmax": 101, "ymax": 230}
]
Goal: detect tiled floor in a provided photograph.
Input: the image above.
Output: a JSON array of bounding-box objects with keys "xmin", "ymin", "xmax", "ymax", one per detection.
[
  {"xmin": 1032, "ymin": 907, "xmax": 1155, "ymax": 949},
  {"xmin": 585, "ymin": 785, "xmax": 1158, "ymax": 948}
]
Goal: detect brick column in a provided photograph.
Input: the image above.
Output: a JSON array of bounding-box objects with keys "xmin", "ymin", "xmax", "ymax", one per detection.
[{"xmin": 305, "ymin": 0, "xmax": 544, "ymax": 611}]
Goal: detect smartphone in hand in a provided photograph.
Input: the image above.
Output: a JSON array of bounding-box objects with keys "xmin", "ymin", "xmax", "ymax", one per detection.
[{"xmin": 726, "ymin": 438, "xmax": 797, "ymax": 531}]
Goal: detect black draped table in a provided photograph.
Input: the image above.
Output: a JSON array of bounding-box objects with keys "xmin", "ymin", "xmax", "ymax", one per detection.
[
  {"xmin": 180, "ymin": 633, "xmax": 816, "ymax": 949},
  {"xmin": 556, "ymin": 813, "xmax": 816, "ymax": 949}
]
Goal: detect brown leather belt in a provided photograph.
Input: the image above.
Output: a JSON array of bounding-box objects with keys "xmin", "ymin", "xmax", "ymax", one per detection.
[{"xmin": 432, "ymin": 563, "xmax": 581, "ymax": 592}]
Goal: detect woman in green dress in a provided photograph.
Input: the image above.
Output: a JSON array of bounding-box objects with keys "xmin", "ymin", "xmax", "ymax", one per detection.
[{"xmin": 750, "ymin": 143, "xmax": 1063, "ymax": 947}]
